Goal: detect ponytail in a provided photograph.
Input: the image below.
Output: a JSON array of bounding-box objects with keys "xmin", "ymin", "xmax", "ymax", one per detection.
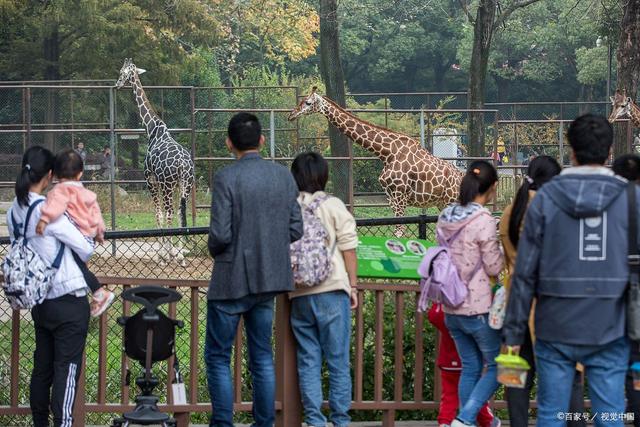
[
  {"xmin": 459, "ymin": 160, "xmax": 498, "ymax": 206},
  {"xmin": 15, "ymin": 146, "xmax": 55, "ymax": 207},
  {"xmin": 508, "ymin": 155, "xmax": 560, "ymax": 246}
]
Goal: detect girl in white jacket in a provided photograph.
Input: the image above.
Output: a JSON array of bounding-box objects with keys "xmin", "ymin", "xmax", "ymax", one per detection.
[{"xmin": 7, "ymin": 145, "xmax": 94, "ymax": 427}]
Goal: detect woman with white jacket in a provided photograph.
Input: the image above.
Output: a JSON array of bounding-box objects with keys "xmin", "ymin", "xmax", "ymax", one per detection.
[{"xmin": 7, "ymin": 145, "xmax": 94, "ymax": 427}]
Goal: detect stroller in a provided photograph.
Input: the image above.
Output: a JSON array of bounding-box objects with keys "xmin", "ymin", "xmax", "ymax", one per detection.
[{"xmin": 112, "ymin": 286, "xmax": 184, "ymax": 427}]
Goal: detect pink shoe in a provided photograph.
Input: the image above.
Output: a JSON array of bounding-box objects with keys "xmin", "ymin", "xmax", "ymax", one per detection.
[{"xmin": 90, "ymin": 289, "xmax": 115, "ymax": 317}]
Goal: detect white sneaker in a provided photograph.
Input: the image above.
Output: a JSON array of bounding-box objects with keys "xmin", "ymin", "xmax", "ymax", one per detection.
[
  {"xmin": 452, "ymin": 419, "xmax": 477, "ymax": 427},
  {"xmin": 490, "ymin": 417, "xmax": 501, "ymax": 427},
  {"xmin": 90, "ymin": 288, "xmax": 115, "ymax": 317}
]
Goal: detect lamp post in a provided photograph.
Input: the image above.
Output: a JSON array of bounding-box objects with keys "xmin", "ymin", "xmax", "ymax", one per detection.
[{"xmin": 597, "ymin": 36, "xmax": 612, "ymax": 114}]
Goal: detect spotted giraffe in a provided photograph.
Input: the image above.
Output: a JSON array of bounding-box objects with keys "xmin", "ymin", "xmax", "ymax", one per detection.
[
  {"xmin": 609, "ymin": 89, "xmax": 640, "ymax": 127},
  {"xmin": 289, "ymin": 88, "xmax": 463, "ymax": 235},
  {"xmin": 115, "ymin": 58, "xmax": 194, "ymax": 262}
]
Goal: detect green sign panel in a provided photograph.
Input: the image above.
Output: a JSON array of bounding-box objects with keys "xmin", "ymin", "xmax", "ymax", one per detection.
[{"xmin": 356, "ymin": 236, "xmax": 435, "ymax": 279}]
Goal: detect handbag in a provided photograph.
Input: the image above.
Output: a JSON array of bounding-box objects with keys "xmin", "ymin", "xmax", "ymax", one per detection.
[{"xmin": 627, "ymin": 182, "xmax": 640, "ymax": 341}]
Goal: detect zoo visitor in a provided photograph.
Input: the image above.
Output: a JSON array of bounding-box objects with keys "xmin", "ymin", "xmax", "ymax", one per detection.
[
  {"xmin": 6, "ymin": 146, "xmax": 95, "ymax": 427},
  {"xmin": 204, "ymin": 112, "xmax": 303, "ymax": 427}
]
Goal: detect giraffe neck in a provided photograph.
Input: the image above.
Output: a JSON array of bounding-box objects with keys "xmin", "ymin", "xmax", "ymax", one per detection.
[
  {"xmin": 630, "ymin": 102, "xmax": 640, "ymax": 128},
  {"xmin": 131, "ymin": 73, "xmax": 166, "ymax": 140},
  {"xmin": 319, "ymin": 97, "xmax": 399, "ymax": 159}
]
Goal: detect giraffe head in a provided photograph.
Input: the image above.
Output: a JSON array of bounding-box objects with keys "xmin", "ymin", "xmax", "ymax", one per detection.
[
  {"xmin": 609, "ymin": 89, "xmax": 633, "ymax": 123},
  {"xmin": 288, "ymin": 87, "xmax": 325, "ymax": 121},
  {"xmin": 115, "ymin": 58, "xmax": 146, "ymax": 89}
]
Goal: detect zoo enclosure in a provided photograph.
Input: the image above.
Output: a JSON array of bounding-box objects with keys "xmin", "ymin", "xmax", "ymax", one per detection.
[
  {"xmin": 0, "ymin": 216, "xmax": 442, "ymax": 427},
  {"xmin": 0, "ymin": 82, "xmax": 634, "ymax": 229}
]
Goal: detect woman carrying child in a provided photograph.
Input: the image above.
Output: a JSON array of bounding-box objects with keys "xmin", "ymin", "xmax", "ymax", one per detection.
[{"xmin": 7, "ymin": 146, "xmax": 95, "ymax": 427}]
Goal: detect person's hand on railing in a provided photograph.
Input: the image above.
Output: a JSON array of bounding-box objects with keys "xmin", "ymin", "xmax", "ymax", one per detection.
[{"xmin": 350, "ymin": 288, "xmax": 358, "ymax": 309}]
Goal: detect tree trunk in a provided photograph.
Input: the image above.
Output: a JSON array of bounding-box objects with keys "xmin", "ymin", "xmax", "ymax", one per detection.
[
  {"xmin": 319, "ymin": 0, "xmax": 351, "ymax": 204},
  {"xmin": 613, "ymin": 0, "xmax": 640, "ymax": 156},
  {"xmin": 44, "ymin": 25, "xmax": 61, "ymax": 151},
  {"xmin": 467, "ymin": 0, "xmax": 497, "ymax": 157}
]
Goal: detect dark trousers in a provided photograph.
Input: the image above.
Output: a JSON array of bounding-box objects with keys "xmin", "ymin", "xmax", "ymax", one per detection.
[
  {"xmin": 627, "ymin": 341, "xmax": 640, "ymax": 427},
  {"xmin": 71, "ymin": 251, "xmax": 100, "ymax": 293},
  {"xmin": 30, "ymin": 294, "xmax": 89, "ymax": 427},
  {"xmin": 506, "ymin": 328, "xmax": 586, "ymax": 427}
]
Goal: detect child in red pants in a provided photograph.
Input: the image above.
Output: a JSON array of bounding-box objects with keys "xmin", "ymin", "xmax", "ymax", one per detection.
[{"xmin": 428, "ymin": 303, "xmax": 499, "ymax": 427}]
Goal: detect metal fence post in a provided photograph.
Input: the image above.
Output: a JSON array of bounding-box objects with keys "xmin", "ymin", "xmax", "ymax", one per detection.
[
  {"xmin": 109, "ymin": 87, "xmax": 117, "ymax": 255},
  {"xmin": 190, "ymin": 87, "xmax": 197, "ymax": 226},
  {"xmin": 419, "ymin": 110, "xmax": 425, "ymax": 148},
  {"xmin": 559, "ymin": 121, "xmax": 565, "ymax": 166},
  {"xmin": 270, "ymin": 110, "xmax": 275, "ymax": 161},
  {"xmin": 418, "ymin": 215, "xmax": 428, "ymax": 240},
  {"xmin": 25, "ymin": 87, "xmax": 32, "ymax": 147}
]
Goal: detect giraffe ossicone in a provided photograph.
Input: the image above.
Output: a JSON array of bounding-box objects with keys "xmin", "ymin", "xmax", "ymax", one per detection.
[
  {"xmin": 289, "ymin": 88, "xmax": 464, "ymax": 236},
  {"xmin": 115, "ymin": 58, "xmax": 195, "ymax": 265}
]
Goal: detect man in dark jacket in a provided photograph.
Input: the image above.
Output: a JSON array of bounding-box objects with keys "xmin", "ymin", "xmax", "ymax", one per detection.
[
  {"xmin": 503, "ymin": 114, "xmax": 639, "ymax": 427},
  {"xmin": 205, "ymin": 113, "xmax": 303, "ymax": 427}
]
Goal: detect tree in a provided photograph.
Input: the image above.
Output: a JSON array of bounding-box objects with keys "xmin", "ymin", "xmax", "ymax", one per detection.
[
  {"xmin": 319, "ymin": 0, "xmax": 350, "ymax": 203},
  {"xmin": 613, "ymin": 0, "xmax": 640, "ymax": 155},
  {"xmin": 338, "ymin": 0, "xmax": 466, "ymax": 96},
  {"xmin": 461, "ymin": 0, "xmax": 544, "ymax": 156},
  {"xmin": 213, "ymin": 0, "xmax": 319, "ymax": 82}
]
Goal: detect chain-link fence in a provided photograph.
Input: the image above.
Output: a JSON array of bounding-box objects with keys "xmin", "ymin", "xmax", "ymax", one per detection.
[{"xmin": 1, "ymin": 83, "xmax": 633, "ymax": 229}]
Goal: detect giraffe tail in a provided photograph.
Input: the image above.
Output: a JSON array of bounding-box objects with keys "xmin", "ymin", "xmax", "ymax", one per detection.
[{"xmin": 180, "ymin": 197, "xmax": 187, "ymax": 228}]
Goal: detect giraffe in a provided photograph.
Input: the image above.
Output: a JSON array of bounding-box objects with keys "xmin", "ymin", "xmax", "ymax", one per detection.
[
  {"xmin": 609, "ymin": 89, "xmax": 640, "ymax": 127},
  {"xmin": 288, "ymin": 88, "xmax": 463, "ymax": 235},
  {"xmin": 115, "ymin": 58, "xmax": 194, "ymax": 263}
]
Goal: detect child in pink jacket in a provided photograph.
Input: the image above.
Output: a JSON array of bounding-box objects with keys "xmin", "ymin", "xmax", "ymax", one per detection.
[
  {"xmin": 437, "ymin": 160, "xmax": 503, "ymax": 427},
  {"xmin": 35, "ymin": 149, "xmax": 114, "ymax": 317}
]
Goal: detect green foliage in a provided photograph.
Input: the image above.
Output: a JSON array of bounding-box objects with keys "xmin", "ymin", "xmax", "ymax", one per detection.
[{"xmin": 576, "ymin": 46, "xmax": 609, "ymax": 86}]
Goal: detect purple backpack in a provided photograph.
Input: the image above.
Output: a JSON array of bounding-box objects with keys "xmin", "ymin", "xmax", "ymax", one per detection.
[
  {"xmin": 417, "ymin": 227, "xmax": 481, "ymax": 311},
  {"xmin": 290, "ymin": 194, "xmax": 335, "ymax": 288}
]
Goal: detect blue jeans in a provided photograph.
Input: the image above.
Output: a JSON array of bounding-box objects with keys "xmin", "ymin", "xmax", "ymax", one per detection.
[
  {"xmin": 445, "ymin": 313, "xmax": 501, "ymax": 425},
  {"xmin": 204, "ymin": 295, "xmax": 276, "ymax": 427},
  {"xmin": 290, "ymin": 291, "xmax": 352, "ymax": 427},
  {"xmin": 536, "ymin": 337, "xmax": 629, "ymax": 427}
]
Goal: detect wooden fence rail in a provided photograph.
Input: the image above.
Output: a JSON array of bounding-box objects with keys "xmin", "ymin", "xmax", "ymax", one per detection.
[{"xmin": 0, "ymin": 276, "xmax": 522, "ymax": 427}]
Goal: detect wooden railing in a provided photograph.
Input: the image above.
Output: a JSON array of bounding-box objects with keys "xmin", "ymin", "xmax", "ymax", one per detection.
[
  {"xmin": 0, "ymin": 275, "xmax": 522, "ymax": 427},
  {"xmin": 0, "ymin": 217, "xmax": 524, "ymax": 426}
]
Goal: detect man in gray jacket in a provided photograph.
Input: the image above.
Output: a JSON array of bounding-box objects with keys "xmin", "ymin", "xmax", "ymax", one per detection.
[
  {"xmin": 503, "ymin": 114, "xmax": 639, "ymax": 427},
  {"xmin": 205, "ymin": 112, "xmax": 303, "ymax": 427}
]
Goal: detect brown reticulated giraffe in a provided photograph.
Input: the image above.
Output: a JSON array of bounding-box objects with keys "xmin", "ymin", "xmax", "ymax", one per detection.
[
  {"xmin": 289, "ymin": 88, "xmax": 463, "ymax": 235},
  {"xmin": 609, "ymin": 89, "xmax": 640, "ymax": 127}
]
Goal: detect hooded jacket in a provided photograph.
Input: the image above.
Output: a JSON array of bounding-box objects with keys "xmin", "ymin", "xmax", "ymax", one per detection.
[
  {"xmin": 437, "ymin": 203, "xmax": 503, "ymax": 316},
  {"xmin": 503, "ymin": 167, "xmax": 640, "ymax": 346}
]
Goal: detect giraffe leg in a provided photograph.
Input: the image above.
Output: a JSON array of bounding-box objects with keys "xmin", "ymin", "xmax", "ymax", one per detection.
[
  {"xmin": 175, "ymin": 172, "xmax": 194, "ymax": 266},
  {"xmin": 389, "ymin": 192, "xmax": 409, "ymax": 238},
  {"xmin": 149, "ymin": 181, "xmax": 164, "ymax": 229},
  {"xmin": 162, "ymin": 185, "xmax": 186, "ymax": 266}
]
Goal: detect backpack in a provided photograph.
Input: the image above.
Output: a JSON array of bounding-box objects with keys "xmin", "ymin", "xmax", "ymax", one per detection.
[
  {"xmin": 290, "ymin": 194, "xmax": 335, "ymax": 288},
  {"xmin": 2, "ymin": 199, "xmax": 65, "ymax": 310},
  {"xmin": 416, "ymin": 227, "xmax": 481, "ymax": 311}
]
